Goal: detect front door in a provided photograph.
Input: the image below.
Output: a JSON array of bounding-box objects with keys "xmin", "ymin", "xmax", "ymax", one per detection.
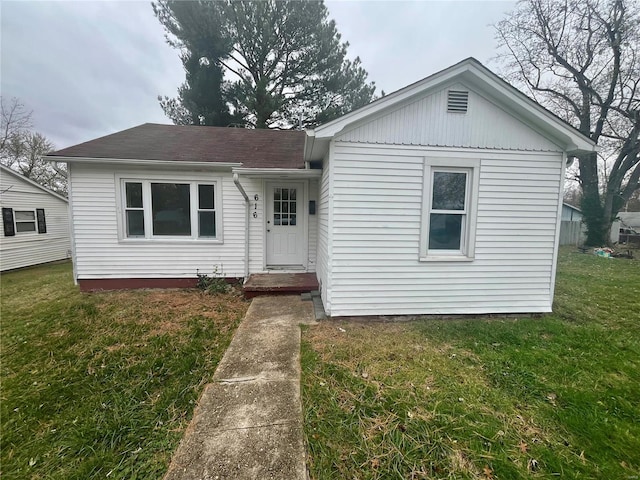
[{"xmin": 266, "ymin": 182, "xmax": 305, "ymax": 268}]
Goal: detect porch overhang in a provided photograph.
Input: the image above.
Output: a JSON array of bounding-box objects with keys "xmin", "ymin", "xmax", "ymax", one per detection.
[{"xmin": 231, "ymin": 167, "xmax": 322, "ymax": 179}]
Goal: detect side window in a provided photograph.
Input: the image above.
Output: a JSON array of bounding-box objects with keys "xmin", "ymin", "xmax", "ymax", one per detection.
[
  {"xmin": 420, "ymin": 158, "xmax": 479, "ymax": 260},
  {"xmin": 198, "ymin": 184, "xmax": 216, "ymax": 237},
  {"xmin": 428, "ymin": 171, "xmax": 468, "ymax": 251},
  {"xmin": 125, "ymin": 182, "xmax": 144, "ymax": 237}
]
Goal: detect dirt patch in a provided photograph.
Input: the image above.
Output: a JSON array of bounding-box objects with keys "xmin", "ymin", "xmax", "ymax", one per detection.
[{"xmin": 95, "ymin": 288, "xmax": 249, "ymax": 339}]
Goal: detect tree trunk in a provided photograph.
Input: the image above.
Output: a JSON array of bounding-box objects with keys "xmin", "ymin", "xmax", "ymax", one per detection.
[{"xmin": 579, "ymin": 152, "xmax": 608, "ymax": 246}]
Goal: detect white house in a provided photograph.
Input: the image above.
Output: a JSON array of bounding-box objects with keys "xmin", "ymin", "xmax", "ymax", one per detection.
[
  {"xmin": 0, "ymin": 164, "xmax": 71, "ymax": 271},
  {"xmin": 47, "ymin": 58, "xmax": 596, "ymax": 317}
]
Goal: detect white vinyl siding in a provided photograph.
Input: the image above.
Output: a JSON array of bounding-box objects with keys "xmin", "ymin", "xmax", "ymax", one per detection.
[
  {"xmin": 69, "ymin": 164, "xmax": 317, "ymax": 280},
  {"xmin": 316, "ymin": 151, "xmax": 332, "ymax": 310},
  {"xmin": 0, "ymin": 170, "xmax": 70, "ymax": 271},
  {"xmin": 325, "ymin": 142, "xmax": 562, "ymax": 317},
  {"xmin": 307, "ymin": 180, "xmax": 319, "ymax": 271},
  {"xmin": 336, "ymin": 83, "xmax": 563, "ymax": 152}
]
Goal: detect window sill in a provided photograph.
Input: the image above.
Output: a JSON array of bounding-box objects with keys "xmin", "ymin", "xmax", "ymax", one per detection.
[
  {"xmin": 419, "ymin": 255, "xmax": 474, "ymax": 262},
  {"xmin": 119, "ymin": 238, "xmax": 224, "ymax": 245}
]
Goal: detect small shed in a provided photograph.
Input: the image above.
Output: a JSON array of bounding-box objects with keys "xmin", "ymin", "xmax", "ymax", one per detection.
[
  {"xmin": 559, "ymin": 203, "xmax": 585, "ymax": 246},
  {"xmin": 561, "ymin": 203, "xmax": 583, "ymax": 222},
  {"xmin": 0, "ymin": 165, "xmax": 71, "ymax": 271}
]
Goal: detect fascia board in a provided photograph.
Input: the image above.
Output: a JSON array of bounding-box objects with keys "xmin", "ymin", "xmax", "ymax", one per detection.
[
  {"xmin": 45, "ymin": 156, "xmax": 242, "ymax": 169},
  {"xmin": 466, "ymin": 68, "xmax": 597, "ymax": 153}
]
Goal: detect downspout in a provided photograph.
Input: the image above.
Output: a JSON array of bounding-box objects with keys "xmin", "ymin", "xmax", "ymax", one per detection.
[{"xmin": 233, "ymin": 173, "xmax": 250, "ymax": 281}]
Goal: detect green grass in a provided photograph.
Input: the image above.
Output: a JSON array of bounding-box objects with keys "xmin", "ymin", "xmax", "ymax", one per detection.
[
  {"xmin": 302, "ymin": 249, "xmax": 640, "ymax": 479},
  {"xmin": 0, "ymin": 262, "xmax": 248, "ymax": 479}
]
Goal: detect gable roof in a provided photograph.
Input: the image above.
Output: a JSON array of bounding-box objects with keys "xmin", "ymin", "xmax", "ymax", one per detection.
[
  {"xmin": 0, "ymin": 164, "xmax": 68, "ymax": 203},
  {"xmin": 306, "ymin": 57, "xmax": 597, "ymax": 160},
  {"xmin": 48, "ymin": 123, "xmax": 307, "ymax": 169}
]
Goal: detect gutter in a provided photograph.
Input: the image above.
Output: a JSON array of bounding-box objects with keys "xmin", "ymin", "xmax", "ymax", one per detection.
[{"xmin": 233, "ymin": 173, "xmax": 250, "ymax": 282}]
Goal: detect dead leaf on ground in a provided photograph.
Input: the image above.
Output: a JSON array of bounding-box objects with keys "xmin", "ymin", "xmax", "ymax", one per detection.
[
  {"xmin": 518, "ymin": 441, "xmax": 528, "ymax": 454},
  {"xmin": 483, "ymin": 464, "xmax": 494, "ymax": 479}
]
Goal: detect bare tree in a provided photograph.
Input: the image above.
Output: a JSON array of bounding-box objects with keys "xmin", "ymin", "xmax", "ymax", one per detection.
[
  {"xmin": 495, "ymin": 0, "xmax": 640, "ymax": 245},
  {"xmin": 0, "ymin": 97, "xmax": 66, "ymax": 195},
  {"xmin": 1, "ymin": 97, "xmax": 32, "ymax": 155}
]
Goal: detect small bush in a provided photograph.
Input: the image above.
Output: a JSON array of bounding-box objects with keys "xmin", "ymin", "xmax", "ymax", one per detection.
[{"xmin": 196, "ymin": 266, "xmax": 229, "ymax": 295}]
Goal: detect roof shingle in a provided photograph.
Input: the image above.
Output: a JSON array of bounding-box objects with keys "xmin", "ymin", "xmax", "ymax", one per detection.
[{"xmin": 49, "ymin": 123, "xmax": 306, "ymax": 169}]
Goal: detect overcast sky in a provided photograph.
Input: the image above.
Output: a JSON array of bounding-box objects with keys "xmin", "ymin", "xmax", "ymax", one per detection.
[{"xmin": 1, "ymin": 0, "xmax": 515, "ymax": 150}]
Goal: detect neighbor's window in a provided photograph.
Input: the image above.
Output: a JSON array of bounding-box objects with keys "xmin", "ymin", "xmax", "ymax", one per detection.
[
  {"xmin": 420, "ymin": 158, "xmax": 479, "ymax": 260},
  {"xmin": 2, "ymin": 208, "xmax": 46, "ymax": 236},
  {"xmin": 121, "ymin": 180, "xmax": 220, "ymax": 240},
  {"xmin": 14, "ymin": 210, "xmax": 37, "ymax": 233}
]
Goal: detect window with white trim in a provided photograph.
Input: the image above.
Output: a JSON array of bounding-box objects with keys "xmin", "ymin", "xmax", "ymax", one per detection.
[
  {"xmin": 420, "ymin": 158, "xmax": 479, "ymax": 260},
  {"xmin": 120, "ymin": 180, "xmax": 220, "ymax": 240},
  {"xmin": 2, "ymin": 207, "xmax": 47, "ymax": 236},
  {"xmin": 15, "ymin": 210, "xmax": 37, "ymax": 233}
]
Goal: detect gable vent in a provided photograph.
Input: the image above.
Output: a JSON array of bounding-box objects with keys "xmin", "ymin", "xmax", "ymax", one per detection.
[{"xmin": 447, "ymin": 90, "xmax": 469, "ymax": 113}]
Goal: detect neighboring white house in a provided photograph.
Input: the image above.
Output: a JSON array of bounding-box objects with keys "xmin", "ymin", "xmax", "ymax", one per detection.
[
  {"xmin": 0, "ymin": 164, "xmax": 71, "ymax": 271},
  {"xmin": 47, "ymin": 58, "xmax": 596, "ymax": 317}
]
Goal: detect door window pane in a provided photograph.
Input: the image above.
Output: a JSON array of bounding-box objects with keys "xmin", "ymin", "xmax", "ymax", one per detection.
[
  {"xmin": 273, "ymin": 187, "xmax": 298, "ymax": 228},
  {"xmin": 432, "ymin": 172, "xmax": 466, "ymax": 210},
  {"xmin": 151, "ymin": 183, "xmax": 191, "ymax": 236},
  {"xmin": 429, "ymin": 214, "xmax": 462, "ymax": 250}
]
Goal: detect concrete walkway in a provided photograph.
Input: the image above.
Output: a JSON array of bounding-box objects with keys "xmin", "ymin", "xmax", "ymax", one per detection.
[{"xmin": 164, "ymin": 295, "xmax": 316, "ymax": 480}]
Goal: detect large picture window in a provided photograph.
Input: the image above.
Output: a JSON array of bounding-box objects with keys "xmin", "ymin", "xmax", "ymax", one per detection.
[
  {"xmin": 120, "ymin": 179, "xmax": 220, "ymax": 241},
  {"xmin": 420, "ymin": 158, "xmax": 479, "ymax": 260}
]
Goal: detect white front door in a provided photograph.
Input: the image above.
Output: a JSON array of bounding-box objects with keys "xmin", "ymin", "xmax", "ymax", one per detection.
[{"xmin": 266, "ymin": 182, "xmax": 305, "ymax": 268}]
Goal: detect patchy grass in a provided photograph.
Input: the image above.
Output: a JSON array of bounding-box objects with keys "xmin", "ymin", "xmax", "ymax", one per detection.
[
  {"xmin": 302, "ymin": 249, "xmax": 640, "ymax": 479},
  {"xmin": 1, "ymin": 262, "xmax": 249, "ymax": 479}
]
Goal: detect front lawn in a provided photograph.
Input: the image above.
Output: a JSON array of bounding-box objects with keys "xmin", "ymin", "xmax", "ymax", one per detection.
[
  {"xmin": 0, "ymin": 262, "xmax": 248, "ymax": 479},
  {"xmin": 302, "ymin": 249, "xmax": 640, "ymax": 479}
]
